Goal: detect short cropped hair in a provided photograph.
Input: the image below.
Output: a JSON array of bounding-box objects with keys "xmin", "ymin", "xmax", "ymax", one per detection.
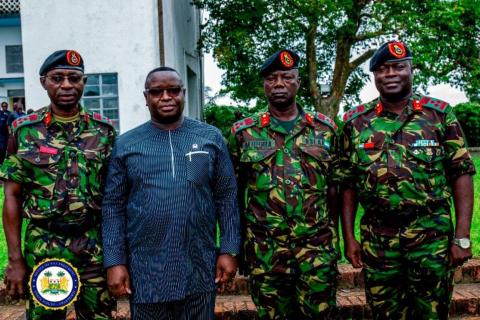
[{"xmin": 145, "ymin": 66, "xmax": 183, "ymax": 88}]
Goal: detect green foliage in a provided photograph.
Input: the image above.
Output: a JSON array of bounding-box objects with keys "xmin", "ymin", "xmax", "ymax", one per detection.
[
  {"xmin": 195, "ymin": 0, "xmax": 480, "ymax": 117},
  {"xmin": 453, "ymin": 102, "xmax": 480, "ymax": 147},
  {"xmin": 203, "ymin": 102, "xmax": 266, "ymax": 137}
]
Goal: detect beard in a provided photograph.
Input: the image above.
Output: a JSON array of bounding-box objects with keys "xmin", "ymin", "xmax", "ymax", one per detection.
[
  {"xmin": 268, "ymin": 96, "xmax": 295, "ymax": 111},
  {"xmin": 151, "ymin": 104, "xmax": 184, "ymax": 125},
  {"xmin": 155, "ymin": 112, "xmax": 182, "ymax": 124}
]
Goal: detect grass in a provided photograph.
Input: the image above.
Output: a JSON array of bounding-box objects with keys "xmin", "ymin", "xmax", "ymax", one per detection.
[{"xmin": 1, "ymin": 155, "xmax": 479, "ymax": 278}]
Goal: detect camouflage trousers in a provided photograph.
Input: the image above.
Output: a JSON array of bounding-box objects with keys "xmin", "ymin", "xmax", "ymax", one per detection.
[
  {"xmin": 361, "ymin": 207, "xmax": 454, "ymax": 320},
  {"xmin": 247, "ymin": 232, "xmax": 338, "ymax": 320},
  {"xmin": 24, "ymin": 222, "xmax": 115, "ymax": 320}
]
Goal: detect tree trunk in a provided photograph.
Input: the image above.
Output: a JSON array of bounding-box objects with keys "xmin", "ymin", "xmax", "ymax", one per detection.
[
  {"xmin": 306, "ymin": 22, "xmax": 322, "ymax": 112},
  {"xmin": 316, "ymin": 39, "xmax": 352, "ymax": 119}
]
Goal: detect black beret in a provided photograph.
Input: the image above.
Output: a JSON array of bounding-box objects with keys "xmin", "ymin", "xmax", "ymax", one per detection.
[
  {"xmin": 369, "ymin": 41, "xmax": 412, "ymax": 72},
  {"xmin": 39, "ymin": 50, "xmax": 84, "ymax": 76},
  {"xmin": 260, "ymin": 49, "xmax": 300, "ymax": 77}
]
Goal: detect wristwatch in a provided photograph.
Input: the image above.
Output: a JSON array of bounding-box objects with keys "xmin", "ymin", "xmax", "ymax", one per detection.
[{"xmin": 453, "ymin": 238, "xmax": 471, "ymax": 249}]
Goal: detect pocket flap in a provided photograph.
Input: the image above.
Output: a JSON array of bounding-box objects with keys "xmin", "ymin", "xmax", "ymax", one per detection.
[
  {"xmin": 299, "ymin": 144, "xmax": 332, "ymax": 162},
  {"xmin": 240, "ymin": 148, "xmax": 276, "ymax": 163},
  {"xmin": 18, "ymin": 143, "xmax": 62, "ymax": 166}
]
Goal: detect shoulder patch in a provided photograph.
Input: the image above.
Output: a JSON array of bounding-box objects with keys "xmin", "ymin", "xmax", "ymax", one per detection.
[
  {"xmin": 419, "ymin": 96, "xmax": 450, "ymax": 113},
  {"xmin": 91, "ymin": 112, "xmax": 114, "ymax": 127},
  {"xmin": 314, "ymin": 112, "xmax": 337, "ymax": 131},
  {"xmin": 12, "ymin": 113, "xmax": 43, "ymax": 132},
  {"xmin": 231, "ymin": 116, "xmax": 256, "ymax": 135},
  {"xmin": 342, "ymin": 104, "xmax": 371, "ymax": 123}
]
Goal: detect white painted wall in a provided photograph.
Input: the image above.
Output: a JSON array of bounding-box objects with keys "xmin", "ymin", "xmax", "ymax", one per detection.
[
  {"xmin": 162, "ymin": 0, "xmax": 202, "ymax": 119},
  {"xmin": 20, "ymin": 0, "xmax": 161, "ymax": 132}
]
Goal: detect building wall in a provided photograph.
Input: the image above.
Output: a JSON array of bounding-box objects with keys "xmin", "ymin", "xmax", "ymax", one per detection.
[
  {"xmin": 162, "ymin": 0, "xmax": 203, "ymax": 120},
  {"xmin": 20, "ymin": 0, "xmax": 162, "ymax": 133},
  {"xmin": 20, "ymin": 0, "xmax": 202, "ymax": 132}
]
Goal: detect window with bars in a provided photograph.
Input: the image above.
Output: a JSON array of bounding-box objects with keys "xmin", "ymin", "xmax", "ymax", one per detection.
[
  {"xmin": 82, "ymin": 73, "xmax": 119, "ymax": 131},
  {"xmin": 5, "ymin": 45, "xmax": 23, "ymax": 73}
]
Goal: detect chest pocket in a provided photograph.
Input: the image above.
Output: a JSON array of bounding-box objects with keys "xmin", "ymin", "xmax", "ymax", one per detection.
[
  {"xmin": 83, "ymin": 150, "xmax": 106, "ymax": 198},
  {"xmin": 185, "ymin": 151, "xmax": 210, "ymax": 186},
  {"xmin": 298, "ymin": 144, "xmax": 332, "ymax": 189},
  {"xmin": 406, "ymin": 146, "xmax": 446, "ymax": 191},
  {"xmin": 240, "ymin": 148, "xmax": 276, "ymax": 191},
  {"xmin": 18, "ymin": 144, "xmax": 62, "ymax": 200},
  {"xmin": 352, "ymin": 140, "xmax": 384, "ymax": 190}
]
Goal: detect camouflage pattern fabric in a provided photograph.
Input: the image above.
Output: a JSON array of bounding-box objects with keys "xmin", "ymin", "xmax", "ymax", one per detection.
[
  {"xmin": 339, "ymin": 94, "xmax": 476, "ymax": 319},
  {"xmin": 228, "ymin": 108, "xmax": 339, "ymax": 319},
  {"xmin": 24, "ymin": 224, "xmax": 115, "ymax": 320},
  {"xmin": 249, "ymin": 235, "xmax": 338, "ymax": 319},
  {"xmin": 361, "ymin": 205, "xmax": 453, "ymax": 319},
  {"xmin": 0, "ymin": 106, "xmax": 116, "ymax": 320}
]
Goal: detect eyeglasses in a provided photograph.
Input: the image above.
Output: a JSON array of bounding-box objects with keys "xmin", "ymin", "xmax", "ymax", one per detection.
[
  {"xmin": 42, "ymin": 74, "xmax": 86, "ymax": 85},
  {"xmin": 145, "ymin": 87, "xmax": 183, "ymax": 97}
]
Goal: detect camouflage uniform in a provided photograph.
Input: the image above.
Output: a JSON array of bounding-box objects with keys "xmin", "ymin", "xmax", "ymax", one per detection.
[
  {"xmin": 339, "ymin": 94, "xmax": 476, "ymax": 319},
  {"xmin": 228, "ymin": 109, "xmax": 339, "ymax": 319},
  {"xmin": 0, "ymin": 106, "xmax": 116, "ymax": 320}
]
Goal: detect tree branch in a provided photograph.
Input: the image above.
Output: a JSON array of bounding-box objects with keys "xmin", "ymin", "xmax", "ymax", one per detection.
[{"xmin": 349, "ymin": 48, "xmax": 376, "ymax": 71}]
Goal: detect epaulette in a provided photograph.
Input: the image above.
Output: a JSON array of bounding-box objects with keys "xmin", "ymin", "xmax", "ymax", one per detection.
[
  {"xmin": 419, "ymin": 96, "xmax": 450, "ymax": 113},
  {"xmin": 11, "ymin": 113, "xmax": 43, "ymax": 132},
  {"xmin": 314, "ymin": 112, "xmax": 338, "ymax": 131},
  {"xmin": 231, "ymin": 116, "xmax": 257, "ymax": 135},
  {"xmin": 342, "ymin": 104, "xmax": 371, "ymax": 123},
  {"xmin": 90, "ymin": 112, "xmax": 114, "ymax": 127}
]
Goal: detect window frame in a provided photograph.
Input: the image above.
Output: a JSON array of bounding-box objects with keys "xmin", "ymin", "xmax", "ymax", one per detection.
[
  {"xmin": 5, "ymin": 45, "xmax": 23, "ymax": 74},
  {"xmin": 81, "ymin": 73, "xmax": 120, "ymax": 131}
]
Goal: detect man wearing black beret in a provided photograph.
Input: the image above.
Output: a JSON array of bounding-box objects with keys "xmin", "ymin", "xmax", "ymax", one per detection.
[
  {"xmin": 1, "ymin": 50, "xmax": 116, "ymax": 319},
  {"xmin": 340, "ymin": 40, "xmax": 475, "ymax": 318},
  {"xmin": 229, "ymin": 49, "xmax": 340, "ymax": 319}
]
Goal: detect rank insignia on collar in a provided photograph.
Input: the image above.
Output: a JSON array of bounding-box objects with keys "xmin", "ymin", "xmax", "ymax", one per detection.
[
  {"xmin": 412, "ymin": 99, "xmax": 423, "ymax": 111},
  {"xmin": 306, "ymin": 113, "xmax": 313, "ymax": 125},
  {"xmin": 375, "ymin": 102, "xmax": 383, "ymax": 116},
  {"xmin": 44, "ymin": 111, "xmax": 52, "ymax": 126},
  {"xmin": 260, "ymin": 113, "xmax": 270, "ymax": 127}
]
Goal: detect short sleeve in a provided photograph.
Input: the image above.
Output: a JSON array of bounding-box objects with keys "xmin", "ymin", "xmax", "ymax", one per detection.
[
  {"xmin": 443, "ymin": 109, "xmax": 476, "ymax": 180},
  {"xmin": 0, "ymin": 154, "xmax": 28, "ymax": 183}
]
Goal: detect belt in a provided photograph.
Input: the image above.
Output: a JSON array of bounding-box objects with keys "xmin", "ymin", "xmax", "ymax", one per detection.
[
  {"xmin": 364, "ymin": 199, "xmax": 449, "ymax": 228},
  {"xmin": 31, "ymin": 216, "xmax": 98, "ymax": 237}
]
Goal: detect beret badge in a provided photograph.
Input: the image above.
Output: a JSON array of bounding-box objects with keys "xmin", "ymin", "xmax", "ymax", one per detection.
[
  {"xmin": 388, "ymin": 42, "xmax": 406, "ymax": 59},
  {"xmin": 280, "ymin": 51, "xmax": 294, "ymax": 68},
  {"xmin": 66, "ymin": 50, "xmax": 81, "ymax": 66}
]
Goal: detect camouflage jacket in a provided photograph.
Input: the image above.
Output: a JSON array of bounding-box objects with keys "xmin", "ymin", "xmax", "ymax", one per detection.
[
  {"xmin": 228, "ymin": 107, "xmax": 338, "ymax": 242},
  {"xmin": 0, "ymin": 106, "xmax": 116, "ymax": 222},
  {"xmin": 339, "ymin": 94, "xmax": 476, "ymax": 212}
]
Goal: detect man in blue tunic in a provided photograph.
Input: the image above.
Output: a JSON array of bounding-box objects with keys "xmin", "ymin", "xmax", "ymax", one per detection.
[{"xmin": 102, "ymin": 66, "xmax": 240, "ymax": 319}]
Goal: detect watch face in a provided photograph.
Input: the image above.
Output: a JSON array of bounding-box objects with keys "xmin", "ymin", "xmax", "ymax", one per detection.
[{"xmin": 459, "ymin": 238, "xmax": 471, "ymax": 249}]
